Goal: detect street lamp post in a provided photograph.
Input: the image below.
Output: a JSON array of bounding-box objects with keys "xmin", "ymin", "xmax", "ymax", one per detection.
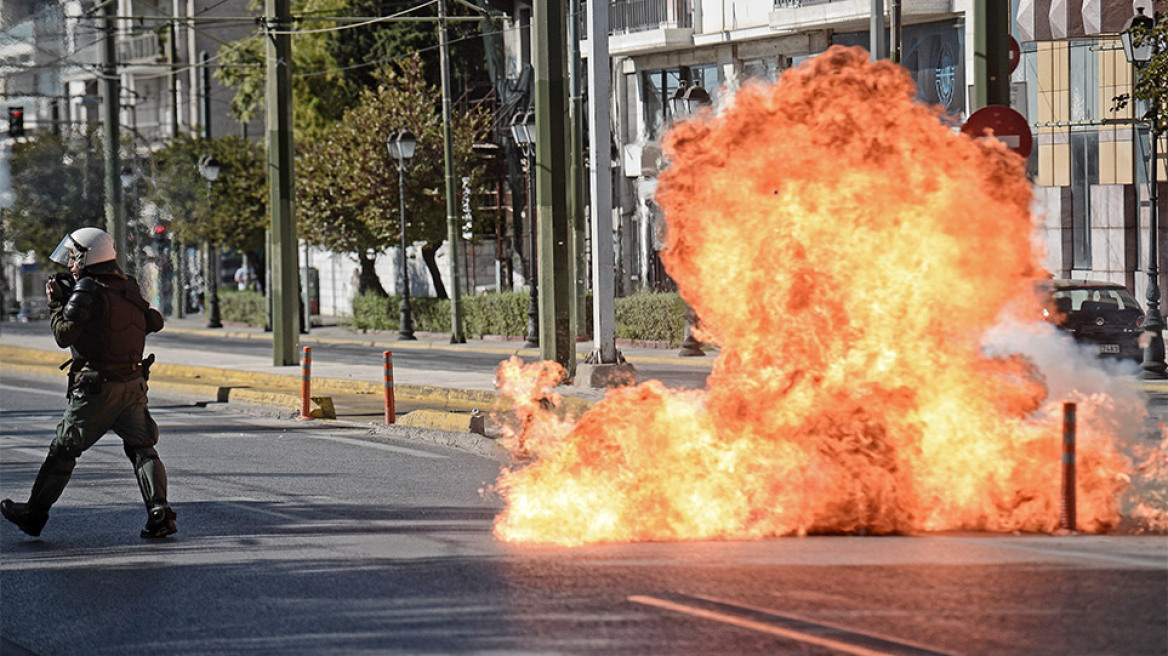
[
  {"xmin": 387, "ymin": 130, "xmax": 418, "ymax": 340},
  {"xmin": 1122, "ymin": 8, "xmax": 1167, "ymax": 379},
  {"xmin": 198, "ymin": 154, "xmax": 223, "ymax": 329},
  {"xmin": 670, "ymin": 82, "xmax": 712, "ymax": 357},
  {"xmin": 120, "ymin": 166, "xmax": 137, "ymax": 276},
  {"xmin": 510, "ymin": 110, "xmax": 539, "ymax": 348}
]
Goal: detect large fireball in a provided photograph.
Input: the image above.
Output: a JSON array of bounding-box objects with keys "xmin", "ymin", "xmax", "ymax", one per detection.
[{"xmin": 492, "ymin": 46, "xmax": 1147, "ymax": 546}]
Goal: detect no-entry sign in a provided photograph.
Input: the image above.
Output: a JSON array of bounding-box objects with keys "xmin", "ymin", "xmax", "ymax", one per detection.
[{"xmin": 961, "ymin": 105, "xmax": 1033, "ymax": 159}]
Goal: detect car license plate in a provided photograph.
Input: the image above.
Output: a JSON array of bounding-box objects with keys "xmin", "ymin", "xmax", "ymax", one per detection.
[{"xmin": 1099, "ymin": 344, "xmax": 1120, "ymax": 354}]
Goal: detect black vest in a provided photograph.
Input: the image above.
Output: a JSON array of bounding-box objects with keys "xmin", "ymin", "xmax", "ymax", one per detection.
[{"xmin": 72, "ymin": 275, "xmax": 150, "ymax": 370}]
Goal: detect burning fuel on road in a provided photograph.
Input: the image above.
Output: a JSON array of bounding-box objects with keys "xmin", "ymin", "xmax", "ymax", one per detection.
[{"xmin": 491, "ymin": 46, "xmax": 1168, "ymax": 547}]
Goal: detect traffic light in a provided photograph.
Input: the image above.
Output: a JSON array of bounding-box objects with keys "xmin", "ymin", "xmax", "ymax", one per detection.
[{"xmin": 7, "ymin": 106, "xmax": 24, "ymax": 139}]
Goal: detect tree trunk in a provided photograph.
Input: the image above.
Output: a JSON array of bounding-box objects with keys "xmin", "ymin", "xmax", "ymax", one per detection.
[
  {"xmin": 422, "ymin": 243, "xmax": 447, "ymax": 300},
  {"xmin": 247, "ymin": 248, "xmax": 265, "ymax": 293},
  {"xmin": 359, "ymin": 252, "xmax": 386, "ymax": 297}
]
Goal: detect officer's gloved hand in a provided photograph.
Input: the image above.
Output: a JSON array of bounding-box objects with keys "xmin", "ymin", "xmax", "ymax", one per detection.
[{"xmin": 46, "ymin": 273, "xmax": 74, "ymax": 304}]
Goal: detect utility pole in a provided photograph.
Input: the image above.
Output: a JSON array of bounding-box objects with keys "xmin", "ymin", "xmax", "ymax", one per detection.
[
  {"xmin": 973, "ymin": 0, "xmax": 1011, "ymax": 110},
  {"xmin": 573, "ymin": 0, "xmax": 635, "ymax": 388},
  {"xmin": 265, "ymin": 0, "xmax": 300, "ymax": 365},
  {"xmin": 438, "ymin": 0, "xmax": 465, "ymax": 343},
  {"xmin": 533, "ymin": 0, "xmax": 575, "ymax": 374},
  {"xmin": 102, "ymin": 0, "xmax": 124, "ymax": 268},
  {"xmin": 869, "ymin": 0, "xmax": 886, "ymax": 61},
  {"xmin": 168, "ymin": 6, "xmax": 184, "ymax": 318},
  {"xmin": 889, "ymin": 0, "xmax": 902, "ymax": 64},
  {"xmin": 567, "ymin": 0, "xmax": 585, "ymax": 346}
]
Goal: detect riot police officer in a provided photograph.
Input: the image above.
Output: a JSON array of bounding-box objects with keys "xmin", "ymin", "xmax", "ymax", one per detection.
[{"xmin": 1, "ymin": 227, "xmax": 176, "ymax": 539}]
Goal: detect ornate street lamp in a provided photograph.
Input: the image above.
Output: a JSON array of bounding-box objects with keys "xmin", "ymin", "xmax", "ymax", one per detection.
[
  {"xmin": 670, "ymin": 81, "xmax": 711, "ymax": 357},
  {"xmin": 510, "ymin": 110, "xmax": 539, "ymax": 348},
  {"xmin": 1123, "ymin": 8, "xmax": 1167, "ymax": 379},
  {"xmin": 197, "ymin": 154, "xmax": 223, "ymax": 329},
  {"xmin": 387, "ymin": 130, "xmax": 418, "ymax": 340}
]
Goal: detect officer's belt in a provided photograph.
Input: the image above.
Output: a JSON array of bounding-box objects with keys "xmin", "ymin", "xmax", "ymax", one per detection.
[{"xmin": 85, "ymin": 361, "xmax": 143, "ymax": 382}]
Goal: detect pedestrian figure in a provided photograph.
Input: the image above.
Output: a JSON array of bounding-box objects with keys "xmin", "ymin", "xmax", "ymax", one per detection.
[
  {"xmin": 1, "ymin": 227, "xmax": 176, "ymax": 539},
  {"xmin": 234, "ymin": 264, "xmax": 253, "ymax": 291}
]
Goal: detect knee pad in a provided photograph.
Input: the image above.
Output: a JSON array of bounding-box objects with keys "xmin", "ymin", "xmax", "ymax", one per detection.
[
  {"xmin": 47, "ymin": 437, "xmax": 82, "ymax": 465},
  {"xmin": 124, "ymin": 445, "xmax": 160, "ymax": 468}
]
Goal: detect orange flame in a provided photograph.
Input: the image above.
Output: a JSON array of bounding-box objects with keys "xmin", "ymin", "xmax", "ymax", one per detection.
[{"xmin": 492, "ymin": 47, "xmax": 1156, "ymax": 546}]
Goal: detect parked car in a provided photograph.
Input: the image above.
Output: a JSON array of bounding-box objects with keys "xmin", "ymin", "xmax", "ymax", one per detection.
[{"xmin": 1040, "ymin": 278, "xmax": 1145, "ymax": 362}]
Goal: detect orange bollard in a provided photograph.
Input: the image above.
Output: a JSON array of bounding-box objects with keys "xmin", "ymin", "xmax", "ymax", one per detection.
[
  {"xmin": 384, "ymin": 350, "xmax": 395, "ymax": 425},
  {"xmin": 1060, "ymin": 402, "xmax": 1076, "ymax": 533},
  {"xmin": 299, "ymin": 346, "xmax": 312, "ymax": 420}
]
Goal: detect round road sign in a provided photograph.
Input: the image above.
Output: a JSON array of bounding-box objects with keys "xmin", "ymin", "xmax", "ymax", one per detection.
[
  {"xmin": 1009, "ymin": 36, "xmax": 1020, "ymax": 74},
  {"xmin": 961, "ymin": 105, "xmax": 1032, "ymax": 159}
]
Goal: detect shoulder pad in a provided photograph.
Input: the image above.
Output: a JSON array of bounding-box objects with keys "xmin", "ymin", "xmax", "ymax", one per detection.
[
  {"xmin": 75, "ymin": 277, "xmax": 103, "ymax": 293},
  {"xmin": 63, "ymin": 285, "xmax": 99, "ymax": 322}
]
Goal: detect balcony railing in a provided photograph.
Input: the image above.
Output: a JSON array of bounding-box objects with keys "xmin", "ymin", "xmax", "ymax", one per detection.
[
  {"xmin": 609, "ymin": 0, "xmax": 693, "ymax": 34},
  {"xmin": 118, "ymin": 32, "xmax": 161, "ymax": 64},
  {"xmin": 772, "ymin": 0, "xmax": 837, "ymax": 7}
]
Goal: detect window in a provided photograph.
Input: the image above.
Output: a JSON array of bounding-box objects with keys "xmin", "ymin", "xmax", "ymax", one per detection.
[{"xmin": 640, "ymin": 64, "xmax": 720, "ymax": 139}]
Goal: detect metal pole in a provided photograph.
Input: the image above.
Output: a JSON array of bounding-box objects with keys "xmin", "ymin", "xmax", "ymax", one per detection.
[
  {"xmin": 889, "ymin": 0, "xmax": 902, "ymax": 64},
  {"xmin": 398, "ymin": 164, "xmax": 415, "ymax": 340},
  {"xmin": 202, "ymin": 52, "xmax": 222, "ymax": 329},
  {"xmin": 299, "ymin": 346, "xmax": 312, "ymax": 420},
  {"xmin": 1143, "ymin": 109, "xmax": 1166, "ymax": 378},
  {"xmin": 102, "ymin": 0, "xmax": 124, "ymax": 268},
  {"xmin": 383, "ymin": 350, "xmax": 395, "ymax": 424},
  {"xmin": 524, "ymin": 148, "xmax": 539, "ymax": 347},
  {"xmin": 265, "ymin": 0, "xmax": 300, "ymax": 365},
  {"xmin": 869, "ymin": 0, "xmax": 885, "ymax": 61},
  {"xmin": 587, "ymin": 0, "xmax": 618, "ymax": 364},
  {"xmin": 1059, "ymin": 402, "xmax": 1077, "ymax": 533},
  {"xmin": 533, "ymin": 0, "xmax": 574, "ymax": 372},
  {"xmin": 438, "ymin": 0, "xmax": 465, "ymax": 343}
]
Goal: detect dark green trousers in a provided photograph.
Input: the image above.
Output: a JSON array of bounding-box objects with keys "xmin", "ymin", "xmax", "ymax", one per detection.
[{"xmin": 28, "ymin": 375, "xmax": 168, "ymax": 513}]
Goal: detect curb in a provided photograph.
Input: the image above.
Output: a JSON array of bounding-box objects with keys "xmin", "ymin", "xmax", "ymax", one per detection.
[{"xmin": 161, "ymin": 325, "xmax": 719, "ymax": 369}]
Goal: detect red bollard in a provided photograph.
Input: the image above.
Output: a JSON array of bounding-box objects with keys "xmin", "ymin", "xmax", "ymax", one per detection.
[
  {"xmin": 384, "ymin": 350, "xmax": 395, "ymax": 425},
  {"xmin": 1060, "ymin": 402, "xmax": 1076, "ymax": 533},
  {"xmin": 299, "ymin": 346, "xmax": 312, "ymax": 420}
]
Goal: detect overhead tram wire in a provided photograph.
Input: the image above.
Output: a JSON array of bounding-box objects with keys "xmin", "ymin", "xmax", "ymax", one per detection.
[{"xmin": 291, "ymin": 20, "xmax": 505, "ymax": 78}]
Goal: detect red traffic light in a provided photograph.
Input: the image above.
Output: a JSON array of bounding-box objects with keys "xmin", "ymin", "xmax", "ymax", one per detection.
[{"xmin": 153, "ymin": 225, "xmax": 167, "ymax": 235}]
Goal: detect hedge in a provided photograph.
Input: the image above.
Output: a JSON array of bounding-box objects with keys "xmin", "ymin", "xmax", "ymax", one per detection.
[
  {"xmin": 346, "ymin": 290, "xmax": 692, "ymax": 346},
  {"xmin": 218, "ymin": 290, "xmax": 268, "ymax": 327}
]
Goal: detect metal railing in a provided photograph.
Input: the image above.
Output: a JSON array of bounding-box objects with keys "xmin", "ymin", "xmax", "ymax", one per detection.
[
  {"xmin": 118, "ymin": 32, "xmax": 160, "ymax": 64},
  {"xmin": 609, "ymin": 0, "xmax": 693, "ymax": 34},
  {"xmin": 772, "ymin": 0, "xmax": 837, "ymax": 7}
]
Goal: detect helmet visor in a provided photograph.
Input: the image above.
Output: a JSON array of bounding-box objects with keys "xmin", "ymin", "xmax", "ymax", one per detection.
[{"xmin": 49, "ymin": 235, "xmax": 78, "ymax": 266}]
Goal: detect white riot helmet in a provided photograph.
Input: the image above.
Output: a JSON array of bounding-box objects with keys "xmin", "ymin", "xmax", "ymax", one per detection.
[{"xmin": 49, "ymin": 227, "xmax": 117, "ymax": 269}]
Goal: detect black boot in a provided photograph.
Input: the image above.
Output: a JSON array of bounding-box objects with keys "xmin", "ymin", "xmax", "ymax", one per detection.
[
  {"xmin": 1, "ymin": 499, "xmax": 49, "ymax": 537},
  {"xmin": 141, "ymin": 505, "xmax": 177, "ymax": 539}
]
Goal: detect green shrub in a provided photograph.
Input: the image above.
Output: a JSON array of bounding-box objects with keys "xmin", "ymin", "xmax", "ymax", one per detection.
[
  {"xmin": 614, "ymin": 291, "xmax": 688, "ymax": 346},
  {"xmin": 218, "ymin": 290, "xmax": 268, "ymax": 327},
  {"xmin": 346, "ymin": 293, "xmax": 449, "ymax": 333},
  {"xmin": 463, "ymin": 291, "xmax": 530, "ymax": 337},
  {"xmin": 345, "ymin": 289, "xmax": 688, "ymax": 345}
]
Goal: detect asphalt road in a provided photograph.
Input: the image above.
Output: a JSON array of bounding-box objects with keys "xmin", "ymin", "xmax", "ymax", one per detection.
[{"xmin": 2, "ymin": 373, "xmax": 1165, "ymax": 655}]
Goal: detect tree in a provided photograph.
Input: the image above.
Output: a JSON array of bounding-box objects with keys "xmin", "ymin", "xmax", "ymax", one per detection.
[
  {"xmin": 296, "ymin": 55, "xmax": 491, "ymax": 298},
  {"xmin": 1114, "ymin": 9, "xmax": 1167, "ymax": 137},
  {"xmin": 214, "ymin": 0, "xmax": 355, "ymax": 141},
  {"xmin": 326, "ymin": 0, "xmax": 489, "ymax": 98},
  {"xmin": 3, "ymin": 130, "xmax": 105, "ymax": 263},
  {"xmin": 145, "ymin": 134, "xmax": 269, "ymax": 284}
]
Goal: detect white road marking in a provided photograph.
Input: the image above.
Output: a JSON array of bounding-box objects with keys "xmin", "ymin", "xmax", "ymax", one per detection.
[
  {"xmin": 629, "ymin": 594, "xmax": 948, "ymax": 656},
  {"xmin": 294, "ymin": 433, "xmax": 447, "ymax": 459},
  {"xmin": 937, "ymin": 537, "xmax": 1168, "ymax": 569},
  {"xmin": 0, "ymin": 383, "xmax": 63, "ymax": 398}
]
